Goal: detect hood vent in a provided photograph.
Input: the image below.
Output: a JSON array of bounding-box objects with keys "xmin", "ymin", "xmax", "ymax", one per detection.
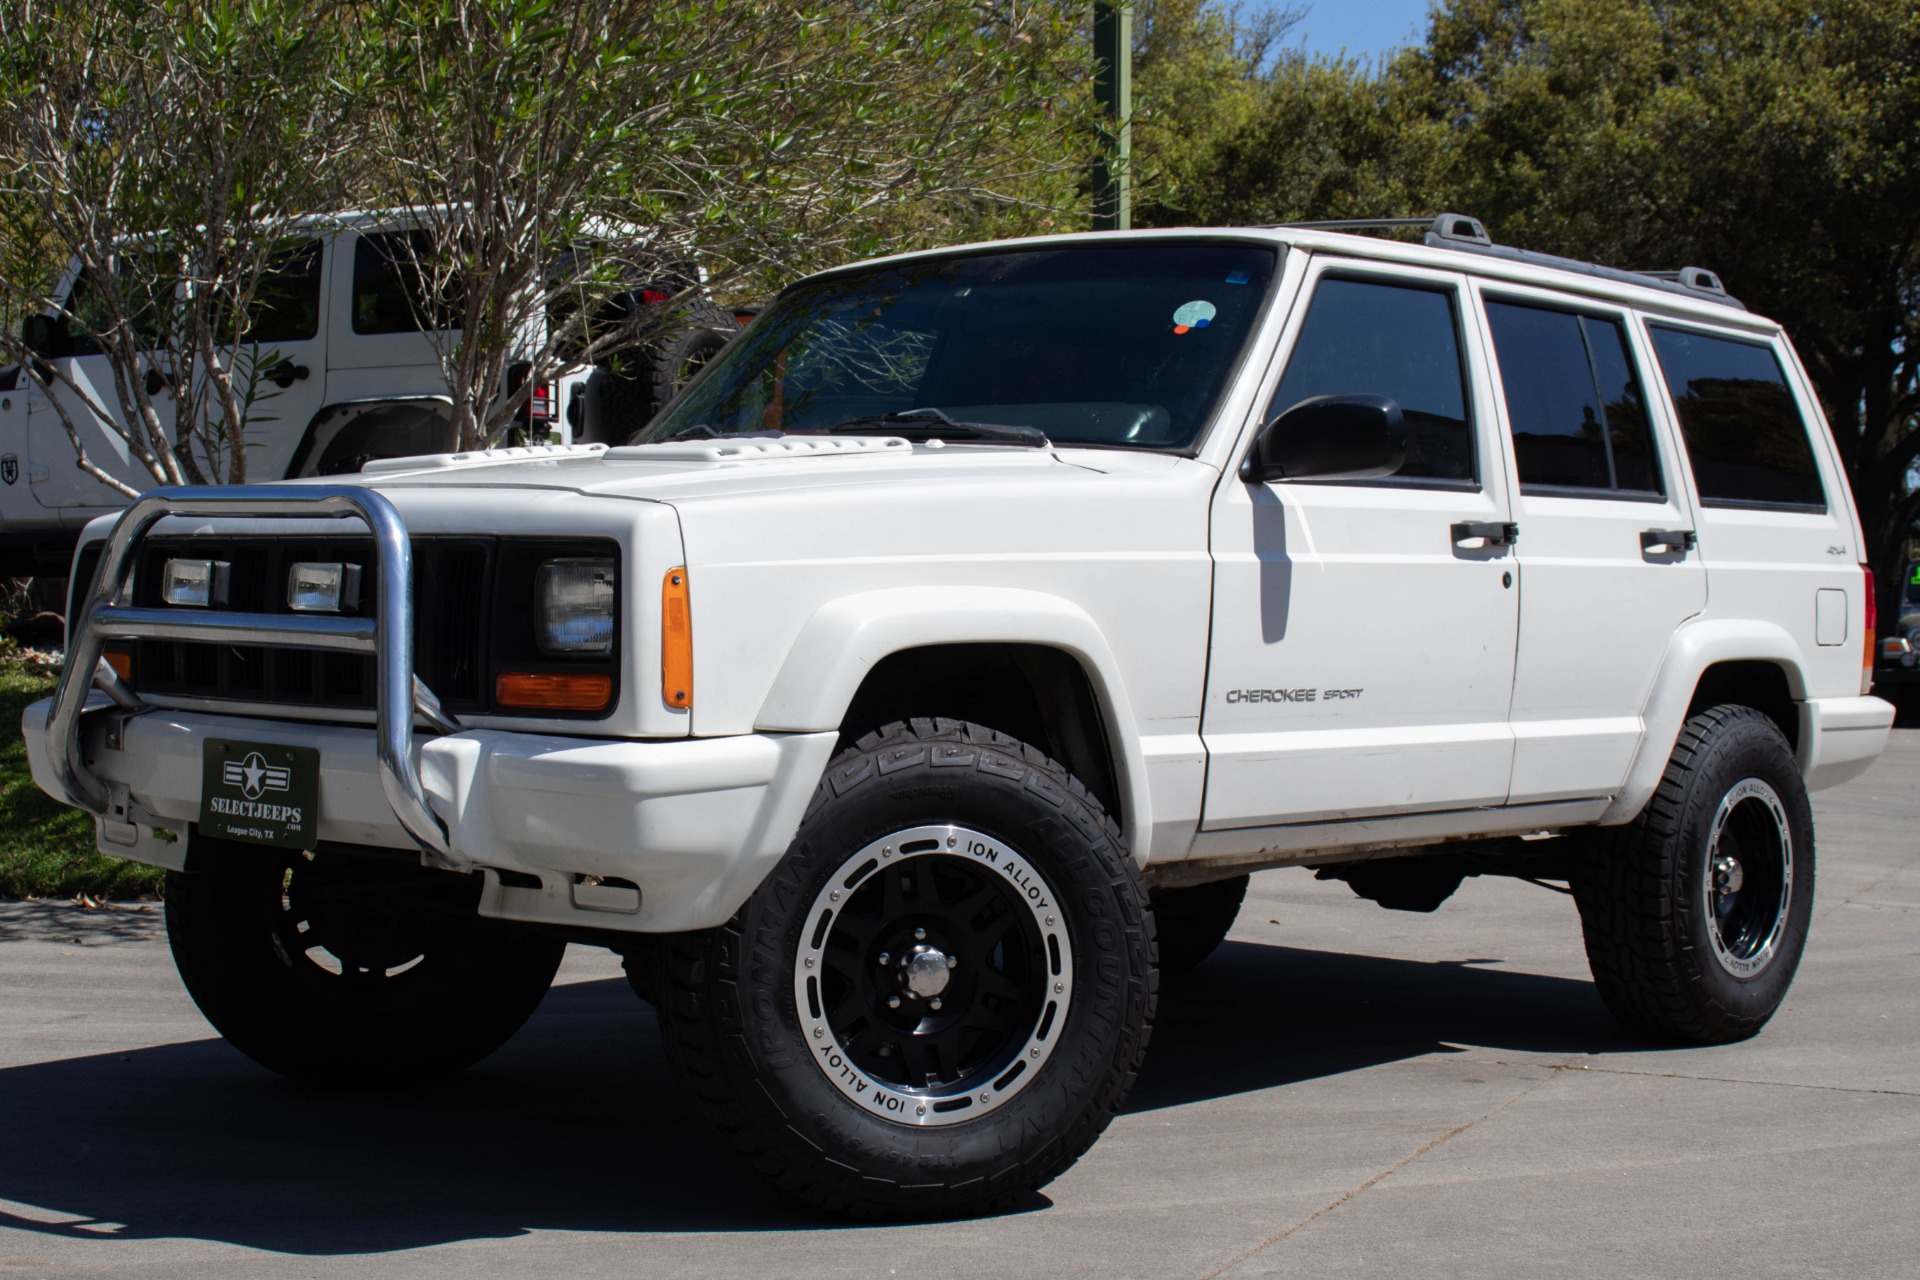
[{"xmin": 607, "ymin": 436, "xmax": 912, "ymax": 463}]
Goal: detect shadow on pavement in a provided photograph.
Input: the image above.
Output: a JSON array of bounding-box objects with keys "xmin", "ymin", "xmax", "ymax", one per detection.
[{"xmin": 0, "ymin": 939, "xmax": 1631, "ymax": 1254}]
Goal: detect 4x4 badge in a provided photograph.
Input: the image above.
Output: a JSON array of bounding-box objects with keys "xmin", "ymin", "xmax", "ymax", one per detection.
[{"xmin": 1, "ymin": 454, "xmax": 17, "ymax": 485}]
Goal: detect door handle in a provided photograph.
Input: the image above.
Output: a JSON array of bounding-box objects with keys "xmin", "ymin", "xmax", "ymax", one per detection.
[
  {"xmin": 1640, "ymin": 528, "xmax": 1698, "ymax": 554},
  {"xmin": 1451, "ymin": 521, "xmax": 1519, "ymax": 548},
  {"xmin": 142, "ymin": 368, "xmax": 172, "ymax": 397}
]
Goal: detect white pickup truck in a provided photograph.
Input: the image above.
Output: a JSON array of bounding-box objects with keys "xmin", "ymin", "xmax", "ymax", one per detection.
[{"xmin": 24, "ymin": 216, "xmax": 1894, "ymax": 1218}]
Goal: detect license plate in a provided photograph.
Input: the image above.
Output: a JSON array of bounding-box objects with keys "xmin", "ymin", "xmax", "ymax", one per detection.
[{"xmin": 199, "ymin": 739, "xmax": 320, "ymax": 850}]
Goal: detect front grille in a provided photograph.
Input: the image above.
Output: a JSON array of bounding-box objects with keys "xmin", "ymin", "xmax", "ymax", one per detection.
[{"xmin": 128, "ymin": 535, "xmax": 496, "ymax": 714}]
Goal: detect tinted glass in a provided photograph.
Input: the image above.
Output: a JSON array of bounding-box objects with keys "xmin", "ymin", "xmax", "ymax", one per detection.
[
  {"xmin": 63, "ymin": 259, "xmax": 172, "ymax": 356},
  {"xmin": 1649, "ymin": 326, "xmax": 1824, "ymax": 509},
  {"xmin": 243, "ymin": 239, "xmax": 323, "ymax": 345},
  {"xmin": 1588, "ymin": 318, "xmax": 1660, "ymax": 493},
  {"xmin": 1266, "ymin": 277, "xmax": 1473, "ymax": 484},
  {"xmin": 644, "ymin": 243, "xmax": 1278, "ymax": 451},
  {"xmin": 1486, "ymin": 300, "xmax": 1662, "ymax": 496},
  {"xmin": 353, "ymin": 231, "xmax": 451, "ymax": 334}
]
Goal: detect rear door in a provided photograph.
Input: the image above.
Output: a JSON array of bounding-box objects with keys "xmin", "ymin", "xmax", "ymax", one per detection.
[
  {"xmin": 1472, "ymin": 286, "xmax": 1708, "ymax": 803},
  {"xmin": 1201, "ymin": 259, "xmax": 1520, "ymax": 829}
]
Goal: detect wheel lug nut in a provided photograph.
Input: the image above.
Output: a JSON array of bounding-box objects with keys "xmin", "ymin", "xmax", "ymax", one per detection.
[
  {"xmin": 914, "ymin": 927, "xmax": 926, "ymax": 941},
  {"xmin": 877, "ymin": 951, "xmax": 891, "ymax": 966},
  {"xmin": 930, "ymin": 997, "xmax": 942, "ymax": 1011},
  {"xmin": 947, "ymin": 955, "xmax": 958, "ymax": 969},
  {"xmin": 888, "ymin": 995, "xmax": 901, "ymax": 1008}
]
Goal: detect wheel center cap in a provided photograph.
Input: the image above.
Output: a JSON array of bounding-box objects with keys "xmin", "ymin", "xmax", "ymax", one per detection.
[
  {"xmin": 1712, "ymin": 854, "xmax": 1745, "ymax": 895},
  {"xmin": 903, "ymin": 948, "xmax": 952, "ymax": 998}
]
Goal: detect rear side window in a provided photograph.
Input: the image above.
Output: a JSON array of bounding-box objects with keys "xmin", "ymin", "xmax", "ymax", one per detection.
[
  {"xmin": 352, "ymin": 231, "xmax": 451, "ymax": 334},
  {"xmin": 1648, "ymin": 325, "xmax": 1825, "ymax": 510},
  {"xmin": 1486, "ymin": 299, "xmax": 1662, "ymax": 496},
  {"xmin": 1266, "ymin": 276, "xmax": 1475, "ymax": 485}
]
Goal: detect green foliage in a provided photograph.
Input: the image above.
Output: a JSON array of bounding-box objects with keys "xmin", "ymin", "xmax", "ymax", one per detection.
[
  {"xmin": 1150, "ymin": 0, "xmax": 1920, "ymax": 599},
  {"xmin": 0, "ymin": 660, "xmax": 162, "ymax": 899}
]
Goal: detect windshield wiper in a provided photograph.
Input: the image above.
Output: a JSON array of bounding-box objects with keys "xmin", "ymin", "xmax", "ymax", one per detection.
[{"xmin": 819, "ymin": 407, "xmax": 1049, "ymax": 447}]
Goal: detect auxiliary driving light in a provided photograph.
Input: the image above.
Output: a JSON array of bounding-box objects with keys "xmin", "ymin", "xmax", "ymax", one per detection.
[
  {"xmin": 536, "ymin": 558, "xmax": 616, "ymax": 655},
  {"xmin": 161, "ymin": 558, "xmax": 230, "ymax": 608},
  {"xmin": 287, "ymin": 561, "xmax": 362, "ymax": 613}
]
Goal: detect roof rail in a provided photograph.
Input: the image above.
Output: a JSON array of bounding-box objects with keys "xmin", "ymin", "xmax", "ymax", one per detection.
[
  {"xmin": 1274, "ymin": 213, "xmax": 1492, "ymax": 248},
  {"xmin": 1270, "ymin": 213, "xmax": 1746, "ymax": 310}
]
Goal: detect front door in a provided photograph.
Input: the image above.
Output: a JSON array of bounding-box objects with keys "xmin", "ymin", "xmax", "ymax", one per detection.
[{"xmin": 1201, "ymin": 262, "xmax": 1521, "ymax": 830}]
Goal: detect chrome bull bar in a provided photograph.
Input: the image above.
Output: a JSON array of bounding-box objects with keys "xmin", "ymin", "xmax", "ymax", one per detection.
[{"xmin": 44, "ymin": 485, "xmax": 466, "ymax": 870}]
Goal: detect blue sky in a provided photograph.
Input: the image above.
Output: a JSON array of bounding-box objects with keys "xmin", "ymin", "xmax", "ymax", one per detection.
[{"xmin": 1285, "ymin": 0, "xmax": 1435, "ymax": 65}]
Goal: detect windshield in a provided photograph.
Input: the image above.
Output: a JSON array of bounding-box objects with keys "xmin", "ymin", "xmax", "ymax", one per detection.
[{"xmin": 640, "ymin": 241, "xmax": 1279, "ymax": 452}]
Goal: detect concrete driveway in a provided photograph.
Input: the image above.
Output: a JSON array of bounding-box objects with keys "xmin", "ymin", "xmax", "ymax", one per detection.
[{"xmin": 1, "ymin": 733, "xmax": 1915, "ymax": 1278}]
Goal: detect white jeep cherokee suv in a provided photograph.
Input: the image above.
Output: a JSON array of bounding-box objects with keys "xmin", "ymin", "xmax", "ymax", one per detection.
[{"xmin": 23, "ymin": 215, "xmax": 1894, "ymax": 1218}]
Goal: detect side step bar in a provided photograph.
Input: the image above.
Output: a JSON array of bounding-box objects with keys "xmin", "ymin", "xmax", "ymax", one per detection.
[{"xmin": 44, "ymin": 485, "xmax": 464, "ymax": 870}]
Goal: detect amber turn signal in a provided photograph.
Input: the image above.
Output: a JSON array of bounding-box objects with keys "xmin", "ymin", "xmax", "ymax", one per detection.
[
  {"xmin": 103, "ymin": 647, "xmax": 132, "ymax": 682},
  {"xmin": 495, "ymin": 672, "xmax": 613, "ymax": 712},
  {"xmin": 661, "ymin": 566, "xmax": 692, "ymax": 710}
]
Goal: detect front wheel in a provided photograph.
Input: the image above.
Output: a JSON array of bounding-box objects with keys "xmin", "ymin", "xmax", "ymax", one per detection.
[
  {"xmin": 1574, "ymin": 705, "xmax": 1815, "ymax": 1044},
  {"xmin": 167, "ymin": 842, "xmax": 566, "ymax": 1084},
  {"xmin": 656, "ymin": 718, "xmax": 1156, "ymax": 1218}
]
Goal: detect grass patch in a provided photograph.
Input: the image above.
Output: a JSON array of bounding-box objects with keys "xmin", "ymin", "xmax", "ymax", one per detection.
[{"xmin": 0, "ymin": 656, "xmax": 165, "ymax": 899}]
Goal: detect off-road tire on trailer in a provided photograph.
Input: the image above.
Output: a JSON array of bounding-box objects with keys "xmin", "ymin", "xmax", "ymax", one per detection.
[
  {"xmin": 1573, "ymin": 704, "xmax": 1815, "ymax": 1044},
  {"xmin": 1150, "ymin": 874, "xmax": 1248, "ymax": 974},
  {"xmin": 596, "ymin": 305, "xmax": 740, "ymax": 442},
  {"xmin": 647, "ymin": 717, "xmax": 1156, "ymax": 1219},
  {"xmin": 166, "ymin": 842, "xmax": 566, "ymax": 1084}
]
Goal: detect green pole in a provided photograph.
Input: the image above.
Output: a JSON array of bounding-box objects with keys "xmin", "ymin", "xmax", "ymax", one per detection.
[{"xmin": 1093, "ymin": 1, "xmax": 1131, "ymax": 231}]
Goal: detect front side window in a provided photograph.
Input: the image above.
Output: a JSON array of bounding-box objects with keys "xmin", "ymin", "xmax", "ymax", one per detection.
[
  {"xmin": 1486, "ymin": 299, "xmax": 1662, "ymax": 497},
  {"xmin": 641, "ymin": 242, "xmax": 1280, "ymax": 451},
  {"xmin": 1648, "ymin": 325, "xmax": 1825, "ymax": 510},
  {"xmin": 1264, "ymin": 276, "xmax": 1475, "ymax": 485}
]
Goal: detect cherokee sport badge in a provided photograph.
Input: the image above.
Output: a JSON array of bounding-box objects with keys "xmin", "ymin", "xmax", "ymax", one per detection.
[{"xmin": 199, "ymin": 739, "xmax": 320, "ymax": 850}]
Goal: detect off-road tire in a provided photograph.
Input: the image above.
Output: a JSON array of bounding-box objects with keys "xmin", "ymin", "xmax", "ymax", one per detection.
[
  {"xmin": 1150, "ymin": 874, "xmax": 1248, "ymax": 974},
  {"xmin": 597, "ymin": 306, "xmax": 739, "ymax": 441},
  {"xmin": 1573, "ymin": 704, "xmax": 1815, "ymax": 1044},
  {"xmin": 649, "ymin": 718, "xmax": 1156, "ymax": 1219},
  {"xmin": 167, "ymin": 843, "xmax": 566, "ymax": 1084}
]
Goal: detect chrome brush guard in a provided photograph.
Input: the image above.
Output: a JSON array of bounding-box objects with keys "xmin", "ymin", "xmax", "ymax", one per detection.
[{"xmin": 44, "ymin": 485, "xmax": 466, "ymax": 870}]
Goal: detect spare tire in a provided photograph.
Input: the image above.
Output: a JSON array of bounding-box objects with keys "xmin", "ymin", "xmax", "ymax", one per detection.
[{"xmin": 596, "ymin": 305, "xmax": 740, "ymax": 443}]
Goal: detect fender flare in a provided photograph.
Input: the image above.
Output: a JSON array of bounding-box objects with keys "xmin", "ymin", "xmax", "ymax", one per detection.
[
  {"xmin": 754, "ymin": 585, "xmax": 1153, "ymax": 862},
  {"xmin": 283, "ymin": 395, "xmax": 454, "ymax": 478},
  {"xmin": 1601, "ymin": 617, "xmax": 1809, "ymax": 824}
]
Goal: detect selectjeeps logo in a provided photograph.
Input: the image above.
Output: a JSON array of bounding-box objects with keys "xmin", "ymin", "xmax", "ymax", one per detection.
[{"xmin": 223, "ymin": 751, "xmax": 291, "ymax": 800}]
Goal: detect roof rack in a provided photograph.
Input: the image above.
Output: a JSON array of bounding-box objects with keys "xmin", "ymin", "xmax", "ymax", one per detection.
[{"xmin": 1268, "ymin": 213, "xmax": 1745, "ymax": 310}]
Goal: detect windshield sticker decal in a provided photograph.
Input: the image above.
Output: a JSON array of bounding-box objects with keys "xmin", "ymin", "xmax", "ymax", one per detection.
[
  {"xmin": 1226, "ymin": 269, "xmax": 1250, "ymax": 284},
  {"xmin": 1172, "ymin": 300, "xmax": 1217, "ymax": 334}
]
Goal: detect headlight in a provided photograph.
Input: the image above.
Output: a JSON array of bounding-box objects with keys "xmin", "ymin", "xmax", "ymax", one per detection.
[
  {"xmin": 162, "ymin": 558, "xmax": 229, "ymax": 608},
  {"xmin": 536, "ymin": 558, "xmax": 616, "ymax": 654}
]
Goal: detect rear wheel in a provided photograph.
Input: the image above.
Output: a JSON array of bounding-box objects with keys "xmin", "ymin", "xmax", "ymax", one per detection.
[
  {"xmin": 1574, "ymin": 705, "xmax": 1814, "ymax": 1044},
  {"xmin": 166, "ymin": 842, "xmax": 565, "ymax": 1083},
  {"xmin": 654, "ymin": 718, "xmax": 1155, "ymax": 1218}
]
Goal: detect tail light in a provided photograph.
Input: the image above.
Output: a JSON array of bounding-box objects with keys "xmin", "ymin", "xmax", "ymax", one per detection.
[{"xmin": 1862, "ymin": 563, "xmax": 1877, "ymax": 696}]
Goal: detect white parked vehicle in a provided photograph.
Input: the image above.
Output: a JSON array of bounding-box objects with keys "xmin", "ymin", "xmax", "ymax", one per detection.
[
  {"xmin": 0, "ymin": 210, "xmax": 736, "ymax": 575},
  {"xmin": 23, "ymin": 215, "xmax": 1894, "ymax": 1217}
]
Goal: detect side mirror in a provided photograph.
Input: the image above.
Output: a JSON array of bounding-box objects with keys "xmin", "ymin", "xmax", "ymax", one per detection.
[
  {"xmin": 20, "ymin": 313, "xmax": 71, "ymax": 360},
  {"xmin": 1240, "ymin": 393, "xmax": 1406, "ymax": 484}
]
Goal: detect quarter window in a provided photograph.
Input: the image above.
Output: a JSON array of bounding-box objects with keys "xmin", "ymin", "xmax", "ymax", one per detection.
[
  {"xmin": 241, "ymin": 239, "xmax": 323, "ymax": 345},
  {"xmin": 1485, "ymin": 299, "xmax": 1663, "ymax": 497},
  {"xmin": 1648, "ymin": 325, "xmax": 1825, "ymax": 510},
  {"xmin": 1265, "ymin": 277, "xmax": 1475, "ymax": 485}
]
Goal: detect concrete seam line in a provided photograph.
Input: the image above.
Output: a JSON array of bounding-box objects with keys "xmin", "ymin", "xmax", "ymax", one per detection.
[
  {"xmin": 1545, "ymin": 1063, "xmax": 1920, "ymax": 1098},
  {"xmin": 1195, "ymin": 1071, "xmax": 1559, "ymax": 1280}
]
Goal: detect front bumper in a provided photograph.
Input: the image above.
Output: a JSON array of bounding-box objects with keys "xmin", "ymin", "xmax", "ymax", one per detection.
[{"xmin": 23, "ymin": 699, "xmax": 836, "ymax": 933}]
